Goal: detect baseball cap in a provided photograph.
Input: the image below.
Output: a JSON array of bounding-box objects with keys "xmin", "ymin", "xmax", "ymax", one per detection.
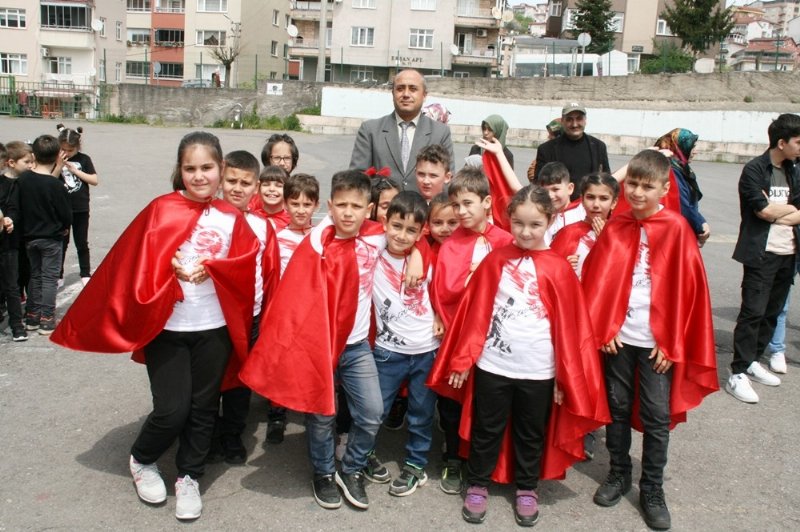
[{"xmin": 562, "ymin": 102, "xmax": 586, "ymax": 116}]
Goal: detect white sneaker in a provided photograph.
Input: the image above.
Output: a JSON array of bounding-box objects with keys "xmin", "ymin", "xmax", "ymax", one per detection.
[
  {"xmin": 129, "ymin": 455, "xmax": 167, "ymax": 504},
  {"xmin": 80, "ymin": 277, "xmax": 91, "ymax": 287},
  {"xmin": 769, "ymin": 352, "xmax": 788, "ymax": 374},
  {"xmin": 746, "ymin": 361, "xmax": 781, "ymax": 386},
  {"xmin": 335, "ymin": 433, "xmax": 348, "ymax": 462},
  {"xmin": 175, "ymin": 475, "xmax": 202, "ymax": 520},
  {"xmin": 725, "ymin": 373, "xmax": 759, "ymax": 404},
  {"xmin": 56, "ymin": 278, "xmax": 64, "ymax": 289}
]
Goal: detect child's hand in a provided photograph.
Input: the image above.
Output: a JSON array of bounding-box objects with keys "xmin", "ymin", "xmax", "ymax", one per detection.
[
  {"xmin": 649, "ymin": 346, "xmax": 673, "ymax": 374},
  {"xmin": 171, "ymin": 252, "xmax": 192, "ymax": 282},
  {"xmin": 553, "ymin": 382, "xmax": 564, "ymax": 405},
  {"xmin": 433, "ymin": 313, "xmax": 445, "ymax": 339},
  {"xmin": 566, "ymin": 254, "xmax": 579, "ymax": 268},
  {"xmin": 403, "ymin": 247, "xmax": 424, "ymax": 288},
  {"xmin": 448, "ymin": 369, "xmax": 470, "ymax": 389},
  {"xmin": 591, "ymin": 216, "xmax": 606, "ymax": 235},
  {"xmin": 2, "ymin": 216, "xmax": 13, "ymax": 234},
  {"xmin": 601, "ymin": 335, "xmax": 623, "ymax": 355},
  {"xmin": 189, "ymin": 256, "xmax": 211, "ymax": 284}
]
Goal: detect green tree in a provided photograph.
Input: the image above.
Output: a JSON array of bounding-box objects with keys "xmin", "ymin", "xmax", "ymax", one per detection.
[
  {"xmin": 571, "ymin": 0, "xmax": 616, "ymax": 54},
  {"xmin": 640, "ymin": 41, "xmax": 694, "ymax": 74},
  {"xmin": 661, "ymin": 0, "xmax": 734, "ymax": 56}
]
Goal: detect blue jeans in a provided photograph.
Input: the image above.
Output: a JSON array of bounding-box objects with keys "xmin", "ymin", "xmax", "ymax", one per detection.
[
  {"xmin": 373, "ymin": 346, "xmax": 437, "ymax": 468},
  {"xmin": 768, "ymin": 290, "xmax": 791, "ymax": 355},
  {"xmin": 25, "ymin": 238, "xmax": 63, "ymax": 319},
  {"xmin": 306, "ymin": 341, "xmax": 383, "ymax": 475}
]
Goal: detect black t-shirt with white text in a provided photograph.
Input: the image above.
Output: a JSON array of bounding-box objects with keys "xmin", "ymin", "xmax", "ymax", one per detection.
[{"xmin": 60, "ymin": 152, "xmax": 95, "ymax": 213}]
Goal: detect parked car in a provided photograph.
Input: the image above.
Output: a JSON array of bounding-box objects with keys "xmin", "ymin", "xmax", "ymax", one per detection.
[{"xmin": 181, "ymin": 79, "xmax": 212, "ymax": 88}]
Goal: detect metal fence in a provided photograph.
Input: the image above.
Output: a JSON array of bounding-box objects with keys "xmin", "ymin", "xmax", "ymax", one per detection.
[{"xmin": 0, "ymin": 77, "xmax": 110, "ymax": 120}]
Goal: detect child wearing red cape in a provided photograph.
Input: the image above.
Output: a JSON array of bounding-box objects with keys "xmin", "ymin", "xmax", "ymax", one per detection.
[
  {"xmin": 51, "ymin": 132, "xmax": 258, "ymax": 521},
  {"xmin": 582, "ymin": 150, "xmax": 717, "ymax": 531},
  {"xmin": 427, "ymin": 185, "xmax": 609, "ymax": 527}
]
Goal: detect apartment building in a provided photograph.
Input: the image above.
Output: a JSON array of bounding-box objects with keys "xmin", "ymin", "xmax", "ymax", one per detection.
[
  {"xmin": 0, "ymin": 0, "xmax": 127, "ymax": 86},
  {"xmin": 749, "ymin": 1, "xmax": 800, "ymax": 37},
  {"xmin": 124, "ymin": 0, "xmax": 290, "ymax": 87},
  {"xmin": 288, "ymin": 0, "xmax": 505, "ymax": 82},
  {"xmin": 511, "ymin": 2, "xmax": 548, "ymax": 37}
]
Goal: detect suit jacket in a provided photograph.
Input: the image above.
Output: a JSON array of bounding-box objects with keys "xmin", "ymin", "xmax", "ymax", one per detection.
[{"xmin": 349, "ymin": 112, "xmax": 454, "ymax": 192}]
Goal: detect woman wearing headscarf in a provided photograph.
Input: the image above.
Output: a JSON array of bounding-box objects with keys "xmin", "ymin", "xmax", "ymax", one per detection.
[
  {"xmin": 654, "ymin": 128, "xmax": 711, "ymax": 246},
  {"xmin": 469, "ymin": 115, "xmax": 514, "ymax": 170}
]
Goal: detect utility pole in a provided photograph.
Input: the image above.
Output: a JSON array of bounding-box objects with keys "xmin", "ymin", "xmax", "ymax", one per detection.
[{"xmin": 316, "ymin": 0, "xmax": 328, "ymax": 82}]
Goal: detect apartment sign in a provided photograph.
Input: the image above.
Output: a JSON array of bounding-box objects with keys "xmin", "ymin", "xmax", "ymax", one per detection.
[{"xmin": 391, "ymin": 55, "xmax": 424, "ymax": 66}]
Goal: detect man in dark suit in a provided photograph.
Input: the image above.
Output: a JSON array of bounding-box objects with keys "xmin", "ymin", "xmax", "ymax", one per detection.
[
  {"xmin": 531, "ymin": 102, "xmax": 610, "ymax": 199},
  {"xmin": 350, "ymin": 69, "xmax": 454, "ymax": 192}
]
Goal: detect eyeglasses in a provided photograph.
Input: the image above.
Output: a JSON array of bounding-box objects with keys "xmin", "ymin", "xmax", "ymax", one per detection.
[{"xmin": 270, "ymin": 156, "xmax": 292, "ymax": 163}]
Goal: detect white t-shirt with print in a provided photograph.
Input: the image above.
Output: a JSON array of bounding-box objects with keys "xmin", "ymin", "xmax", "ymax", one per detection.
[
  {"xmin": 618, "ymin": 228, "xmax": 655, "ymax": 348},
  {"xmin": 477, "ymin": 257, "xmax": 555, "ymax": 380},
  {"xmin": 545, "ymin": 203, "xmax": 586, "ymax": 245},
  {"xmin": 574, "ymin": 228, "xmax": 598, "ymax": 280},
  {"xmin": 165, "ymin": 205, "xmax": 235, "ymax": 331},
  {"xmin": 277, "ymin": 226, "xmax": 310, "ymax": 277},
  {"xmin": 766, "ymin": 165, "xmax": 796, "ymax": 255},
  {"xmin": 373, "ymin": 251, "xmax": 439, "ymax": 355}
]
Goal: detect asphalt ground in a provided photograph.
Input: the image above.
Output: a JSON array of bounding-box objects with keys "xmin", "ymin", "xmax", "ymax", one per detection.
[{"xmin": 0, "ymin": 117, "xmax": 798, "ymax": 531}]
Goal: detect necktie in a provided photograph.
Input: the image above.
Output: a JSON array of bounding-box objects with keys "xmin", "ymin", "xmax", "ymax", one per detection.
[{"xmin": 400, "ymin": 121, "xmax": 411, "ymax": 172}]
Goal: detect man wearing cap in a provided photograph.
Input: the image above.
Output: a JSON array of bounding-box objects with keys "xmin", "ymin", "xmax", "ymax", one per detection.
[
  {"xmin": 349, "ymin": 68, "xmax": 454, "ymax": 192},
  {"xmin": 530, "ymin": 102, "xmax": 610, "ymax": 199}
]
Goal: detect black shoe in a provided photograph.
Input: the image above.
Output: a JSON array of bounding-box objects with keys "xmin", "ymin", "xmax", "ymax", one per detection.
[
  {"xmin": 335, "ymin": 470, "xmax": 369, "ymax": 509},
  {"xmin": 593, "ymin": 471, "xmax": 632, "ymax": 507},
  {"xmin": 584, "ymin": 432, "xmax": 596, "ymax": 460},
  {"xmin": 640, "ymin": 487, "xmax": 671, "ymax": 530},
  {"xmin": 221, "ymin": 434, "xmax": 246, "ymax": 465},
  {"xmin": 25, "ymin": 313, "xmax": 40, "ymax": 331},
  {"xmin": 38, "ymin": 316, "xmax": 56, "ymax": 336},
  {"xmin": 382, "ymin": 397, "xmax": 407, "ymax": 431},
  {"xmin": 266, "ymin": 420, "xmax": 286, "ymax": 444},
  {"xmin": 312, "ymin": 474, "xmax": 342, "ymax": 509},
  {"xmin": 11, "ymin": 327, "xmax": 28, "ymax": 342},
  {"xmin": 362, "ymin": 452, "xmax": 391, "ymax": 483}
]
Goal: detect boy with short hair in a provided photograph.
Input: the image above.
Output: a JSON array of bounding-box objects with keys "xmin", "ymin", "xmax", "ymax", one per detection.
[
  {"xmin": 431, "ymin": 167, "xmax": 513, "ymax": 494},
  {"xmin": 17, "ymin": 135, "xmax": 72, "ymax": 334},
  {"xmin": 253, "ymin": 165, "xmax": 291, "ymax": 227},
  {"xmin": 536, "ymin": 162, "xmax": 585, "ymax": 244},
  {"xmin": 371, "ymin": 191, "xmax": 442, "ymax": 497},
  {"xmin": 415, "ymin": 144, "xmax": 452, "ymax": 202},
  {"xmin": 727, "ymin": 113, "xmax": 800, "ymax": 403},
  {"xmin": 581, "ymin": 150, "xmax": 717, "ymax": 531},
  {"xmin": 241, "ymin": 170, "xmax": 422, "ymax": 511}
]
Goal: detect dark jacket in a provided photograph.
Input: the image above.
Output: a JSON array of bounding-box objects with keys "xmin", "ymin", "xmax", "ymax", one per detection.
[
  {"xmin": 17, "ymin": 170, "xmax": 72, "ymax": 241},
  {"xmin": 732, "ymin": 150, "xmax": 800, "ymax": 267},
  {"xmin": 0, "ymin": 174, "xmax": 20, "ymax": 250},
  {"xmin": 532, "ymin": 133, "xmax": 610, "ymax": 187}
]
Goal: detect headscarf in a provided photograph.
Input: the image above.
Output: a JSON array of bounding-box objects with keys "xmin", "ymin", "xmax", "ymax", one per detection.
[
  {"xmin": 654, "ymin": 128, "xmax": 702, "ymax": 202},
  {"xmin": 482, "ymin": 114, "xmax": 509, "ymax": 148}
]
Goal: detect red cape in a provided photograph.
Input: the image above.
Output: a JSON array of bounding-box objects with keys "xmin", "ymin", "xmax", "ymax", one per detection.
[
  {"xmin": 427, "ymin": 245, "xmax": 610, "ymax": 482},
  {"xmin": 581, "ymin": 208, "xmax": 718, "ymax": 429},
  {"xmin": 247, "ymin": 195, "xmax": 291, "ymax": 228},
  {"xmin": 431, "ymin": 224, "xmax": 513, "ymax": 328},
  {"xmin": 550, "ymin": 220, "xmax": 591, "ymax": 258},
  {"xmin": 51, "ymin": 193, "xmax": 259, "ymax": 391},
  {"xmin": 239, "ymin": 219, "xmax": 384, "ymax": 415},
  {"xmin": 615, "ymin": 168, "xmax": 680, "ymax": 214},
  {"xmin": 482, "ymin": 151, "xmax": 514, "ymax": 232}
]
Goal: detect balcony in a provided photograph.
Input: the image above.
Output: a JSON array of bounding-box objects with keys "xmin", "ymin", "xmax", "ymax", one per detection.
[
  {"xmin": 455, "ymin": 6, "xmax": 500, "ymax": 29},
  {"xmin": 289, "ymin": 39, "xmax": 330, "ymax": 58},
  {"xmin": 452, "ymin": 48, "xmax": 497, "ymax": 67},
  {"xmin": 291, "ymin": 1, "xmax": 322, "ymax": 21},
  {"xmin": 40, "ymin": 28, "xmax": 94, "ymax": 49}
]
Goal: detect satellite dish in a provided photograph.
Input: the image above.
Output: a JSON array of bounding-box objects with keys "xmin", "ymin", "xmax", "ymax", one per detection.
[
  {"xmin": 153, "ymin": 61, "xmax": 162, "ymax": 75},
  {"xmin": 450, "ymin": 44, "xmax": 460, "ymax": 56},
  {"xmin": 577, "ymin": 32, "xmax": 592, "ymax": 48},
  {"xmin": 287, "ymin": 24, "xmax": 298, "ymax": 38},
  {"xmin": 694, "ymin": 58, "xmax": 715, "ymax": 74},
  {"xmin": 91, "ymin": 19, "xmax": 103, "ymax": 32},
  {"xmin": 491, "ymin": 7, "xmax": 502, "ymax": 20},
  {"xmin": 501, "ymin": 10, "xmax": 514, "ymax": 23}
]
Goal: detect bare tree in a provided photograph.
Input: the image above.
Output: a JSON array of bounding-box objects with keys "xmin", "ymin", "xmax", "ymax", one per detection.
[{"xmin": 209, "ymin": 39, "xmax": 241, "ymax": 88}]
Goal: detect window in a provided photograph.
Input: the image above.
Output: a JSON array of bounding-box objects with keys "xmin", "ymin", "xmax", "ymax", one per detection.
[
  {"xmin": 409, "ymin": 29, "xmax": 434, "ymax": 49},
  {"xmin": 627, "ymin": 53, "xmax": 640, "ymax": 74},
  {"xmin": 40, "ymin": 3, "xmax": 90, "ymax": 30},
  {"xmin": 155, "ymin": 29, "xmax": 185, "ymax": 46},
  {"xmin": 285, "ymin": 14, "xmax": 290, "ymax": 28},
  {"xmin": 116, "ymin": 21, "xmax": 122, "ymax": 40},
  {"xmin": 271, "ymin": 41, "xmax": 278, "ymax": 56},
  {"xmin": 270, "ymin": 71, "xmax": 277, "ymax": 79},
  {"xmin": 197, "ymin": 30, "xmax": 225, "ymax": 46},
  {"xmin": 156, "ymin": 0, "xmax": 185, "ymax": 12},
  {"xmin": 351, "ymin": 27, "xmax": 374, "ymax": 46},
  {"xmin": 411, "ymin": 0, "xmax": 436, "ymax": 10},
  {"xmin": 99, "ymin": 17, "xmax": 106, "ymax": 37},
  {"xmin": 126, "ymin": 61, "xmax": 150, "ymax": 78},
  {"xmin": 272, "ymin": 9, "xmax": 279, "ymax": 26},
  {"xmin": 549, "ymin": 1, "xmax": 562, "ymax": 17},
  {"xmin": 563, "ymin": 8, "xmax": 577, "ymax": 30},
  {"xmin": 158, "ymin": 62, "xmax": 183, "ymax": 78},
  {"xmin": 454, "ymin": 71, "xmax": 469, "ymax": 78},
  {"xmin": 115, "ymin": 62, "xmax": 121, "ymax": 82},
  {"xmin": 0, "ymin": 53, "xmax": 27, "ymax": 74},
  {"xmin": 128, "ymin": 28, "xmax": 150, "ymax": 44},
  {"xmin": 127, "ymin": 0, "xmax": 151, "ymax": 12},
  {"xmin": 0, "ymin": 8, "xmax": 26, "ymax": 28},
  {"xmin": 351, "ymin": 66, "xmax": 374, "ymax": 82},
  {"xmin": 99, "ymin": 60, "xmax": 106, "ymax": 81},
  {"xmin": 656, "ymin": 19, "xmax": 672, "ymax": 36},
  {"xmin": 457, "ymin": 0, "xmax": 479, "ymax": 16},
  {"xmin": 46, "ymin": 56, "xmax": 72, "ymax": 75},
  {"xmin": 353, "ymin": 0, "xmax": 376, "ymax": 8},
  {"xmin": 609, "ymin": 12, "xmax": 624, "ymax": 33},
  {"xmin": 195, "ymin": 64, "xmax": 224, "ymax": 82},
  {"xmin": 197, "ymin": 0, "xmax": 227, "ymax": 12}
]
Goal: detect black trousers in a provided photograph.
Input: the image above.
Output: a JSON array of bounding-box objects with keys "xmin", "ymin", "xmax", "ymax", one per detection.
[
  {"xmin": 732, "ymin": 253, "xmax": 796, "ymax": 374},
  {"xmin": 605, "ymin": 343, "xmax": 671, "ymax": 491},
  {"xmin": 61, "ymin": 211, "xmax": 91, "ymax": 278},
  {"xmin": 438, "ymin": 395, "xmax": 463, "ymax": 462},
  {"xmin": 0, "ymin": 249, "xmax": 23, "ymax": 328},
  {"xmin": 466, "ymin": 368, "xmax": 554, "ymax": 490},
  {"xmin": 131, "ymin": 326, "xmax": 231, "ymax": 478}
]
